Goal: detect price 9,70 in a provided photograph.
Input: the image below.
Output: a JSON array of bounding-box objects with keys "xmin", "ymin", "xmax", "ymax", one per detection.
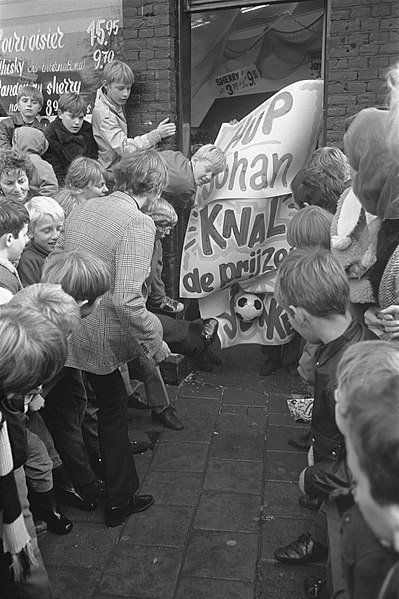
[{"xmin": 93, "ymin": 49, "xmax": 115, "ymax": 70}]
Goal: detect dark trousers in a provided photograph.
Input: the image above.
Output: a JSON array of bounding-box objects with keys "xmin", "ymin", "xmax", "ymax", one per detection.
[
  {"xmin": 85, "ymin": 369, "xmax": 139, "ymax": 507},
  {"xmin": 42, "ymin": 368, "xmax": 95, "ymax": 489},
  {"xmin": 157, "ymin": 314, "xmax": 205, "ymax": 359}
]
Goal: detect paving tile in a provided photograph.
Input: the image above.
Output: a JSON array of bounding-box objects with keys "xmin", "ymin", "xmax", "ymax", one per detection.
[
  {"xmin": 175, "ymin": 577, "xmax": 254, "ymax": 599},
  {"xmin": 161, "ymin": 413, "xmax": 216, "ymax": 443},
  {"xmin": 209, "ymin": 432, "xmax": 265, "ymax": 461},
  {"xmin": 268, "ymin": 412, "xmax": 309, "ymax": 427},
  {"xmin": 194, "ymin": 491, "xmax": 261, "ymax": 533},
  {"xmin": 139, "ymin": 471, "xmax": 203, "ymax": 506},
  {"xmin": 121, "ymin": 505, "xmax": 194, "ymax": 546},
  {"xmin": 150, "ymin": 441, "xmax": 209, "ymax": 472},
  {"xmin": 99, "ymin": 544, "xmax": 182, "ymax": 598},
  {"xmin": 204, "ymin": 459, "xmax": 263, "ymax": 494},
  {"xmin": 40, "ymin": 522, "xmax": 119, "ymax": 567},
  {"xmin": 256, "ymin": 560, "xmax": 326, "ymax": 599},
  {"xmin": 262, "ymin": 482, "xmax": 314, "ymax": 520},
  {"xmin": 265, "ymin": 450, "xmax": 307, "ymax": 482},
  {"xmin": 45, "ymin": 565, "xmax": 100, "ymax": 599},
  {"xmin": 267, "ymin": 393, "xmax": 292, "ymax": 414},
  {"xmin": 260, "ymin": 518, "xmax": 316, "ymax": 559},
  {"xmin": 134, "ymin": 452, "xmax": 154, "ymax": 480},
  {"xmin": 215, "ymin": 408, "xmax": 267, "ymax": 436},
  {"xmin": 178, "ymin": 383, "xmax": 222, "ymax": 399},
  {"xmin": 222, "ymin": 388, "xmax": 267, "ymax": 406},
  {"xmin": 173, "ymin": 396, "xmax": 221, "ymax": 416},
  {"xmin": 183, "ymin": 529, "xmax": 258, "ymax": 581},
  {"xmin": 266, "ymin": 425, "xmax": 309, "ymax": 451}
]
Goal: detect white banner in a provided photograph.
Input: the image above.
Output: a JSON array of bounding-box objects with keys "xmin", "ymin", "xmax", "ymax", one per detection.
[{"xmin": 181, "ymin": 79, "xmax": 324, "ymax": 347}]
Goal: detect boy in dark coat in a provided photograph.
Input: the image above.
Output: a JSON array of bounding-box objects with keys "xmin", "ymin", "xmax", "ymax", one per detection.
[{"xmin": 43, "ymin": 92, "xmax": 97, "ymax": 185}]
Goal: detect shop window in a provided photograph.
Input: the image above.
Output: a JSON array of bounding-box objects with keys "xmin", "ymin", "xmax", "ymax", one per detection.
[{"xmin": 189, "ymin": 0, "xmax": 325, "ymax": 149}]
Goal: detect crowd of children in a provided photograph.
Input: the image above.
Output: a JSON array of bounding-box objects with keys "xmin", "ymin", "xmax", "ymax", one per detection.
[
  {"xmin": 0, "ymin": 59, "xmax": 227, "ymax": 598},
  {"xmin": 1, "ymin": 53, "xmax": 399, "ymax": 599}
]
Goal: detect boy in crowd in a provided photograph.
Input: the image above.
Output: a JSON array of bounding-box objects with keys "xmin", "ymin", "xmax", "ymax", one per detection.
[
  {"xmin": 0, "ymin": 307, "xmax": 67, "ymax": 599},
  {"xmin": 0, "ymin": 199, "xmax": 29, "ymax": 304},
  {"xmin": 12, "ymin": 127, "xmax": 58, "ymax": 197},
  {"xmin": 92, "ymin": 59, "xmax": 175, "ymax": 175},
  {"xmin": 147, "ymin": 144, "xmax": 227, "ymax": 315},
  {"xmin": 0, "ymin": 85, "xmax": 45, "ymax": 151},
  {"xmin": 18, "ymin": 196, "xmax": 64, "ymax": 287},
  {"xmin": 272, "ymin": 249, "xmax": 375, "ymax": 563},
  {"xmin": 44, "ymin": 92, "xmax": 98, "ymax": 185}
]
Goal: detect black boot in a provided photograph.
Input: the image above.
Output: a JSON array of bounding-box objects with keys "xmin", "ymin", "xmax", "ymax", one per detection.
[
  {"xmin": 29, "ymin": 489, "xmax": 73, "ymax": 535},
  {"xmin": 53, "ymin": 465, "xmax": 98, "ymax": 511}
]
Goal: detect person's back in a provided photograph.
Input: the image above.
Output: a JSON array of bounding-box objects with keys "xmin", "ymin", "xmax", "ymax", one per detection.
[{"xmin": 13, "ymin": 127, "xmax": 58, "ymax": 197}]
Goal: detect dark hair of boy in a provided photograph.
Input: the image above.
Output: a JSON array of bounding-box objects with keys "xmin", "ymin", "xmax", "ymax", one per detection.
[{"xmin": 0, "ymin": 198, "xmax": 30, "ymax": 238}]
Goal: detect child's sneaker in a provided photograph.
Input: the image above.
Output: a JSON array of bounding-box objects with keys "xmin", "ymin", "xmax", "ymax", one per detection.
[{"xmin": 158, "ymin": 296, "xmax": 184, "ymax": 314}]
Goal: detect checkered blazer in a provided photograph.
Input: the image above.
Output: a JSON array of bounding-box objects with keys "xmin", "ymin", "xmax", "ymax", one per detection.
[{"xmin": 53, "ymin": 190, "xmax": 163, "ymax": 374}]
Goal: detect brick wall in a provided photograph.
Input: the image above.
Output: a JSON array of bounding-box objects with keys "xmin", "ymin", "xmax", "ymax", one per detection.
[
  {"xmin": 327, "ymin": 0, "xmax": 399, "ymax": 146},
  {"xmin": 122, "ymin": 0, "xmax": 177, "ymax": 142}
]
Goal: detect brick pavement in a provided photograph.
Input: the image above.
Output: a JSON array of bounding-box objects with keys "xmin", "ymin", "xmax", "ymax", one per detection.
[{"xmin": 39, "ymin": 344, "xmax": 326, "ymax": 599}]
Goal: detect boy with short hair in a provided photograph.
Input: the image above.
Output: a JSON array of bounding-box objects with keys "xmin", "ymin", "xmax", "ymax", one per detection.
[
  {"xmin": 272, "ymin": 249, "xmax": 375, "ymax": 565},
  {"xmin": 329, "ymin": 340, "xmax": 399, "ymax": 599},
  {"xmin": 43, "ymin": 92, "xmax": 98, "ymax": 185},
  {"xmin": 0, "ymin": 199, "xmax": 29, "ymax": 304},
  {"xmin": 0, "ymin": 306, "xmax": 67, "ymax": 598},
  {"xmin": 147, "ymin": 143, "xmax": 227, "ymax": 315},
  {"xmin": 17, "ymin": 195, "xmax": 64, "ymax": 287},
  {"xmin": 0, "ymin": 85, "xmax": 44, "ymax": 151},
  {"xmin": 92, "ymin": 59, "xmax": 176, "ymax": 175}
]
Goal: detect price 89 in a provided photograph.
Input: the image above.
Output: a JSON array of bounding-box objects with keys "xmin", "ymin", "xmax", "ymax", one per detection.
[{"xmin": 87, "ymin": 18, "xmax": 119, "ymax": 47}]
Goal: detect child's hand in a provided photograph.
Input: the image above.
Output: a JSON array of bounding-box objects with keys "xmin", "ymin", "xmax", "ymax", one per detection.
[
  {"xmin": 28, "ymin": 394, "xmax": 45, "ymax": 411},
  {"xmin": 156, "ymin": 118, "xmax": 176, "ymax": 139},
  {"xmin": 379, "ymin": 305, "xmax": 399, "ymax": 339},
  {"xmin": 152, "ymin": 340, "xmax": 171, "ymax": 364}
]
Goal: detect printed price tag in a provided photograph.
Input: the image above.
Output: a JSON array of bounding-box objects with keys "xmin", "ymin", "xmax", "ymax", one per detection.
[{"xmin": 215, "ymin": 65, "xmax": 260, "ymax": 97}]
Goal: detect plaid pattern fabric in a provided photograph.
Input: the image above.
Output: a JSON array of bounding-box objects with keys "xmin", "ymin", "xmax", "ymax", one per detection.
[{"xmin": 51, "ymin": 191, "xmax": 163, "ymax": 374}]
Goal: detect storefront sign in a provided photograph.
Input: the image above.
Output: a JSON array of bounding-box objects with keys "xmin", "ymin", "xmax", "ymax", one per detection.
[
  {"xmin": 215, "ymin": 64, "xmax": 261, "ymax": 97},
  {"xmin": 0, "ymin": 0, "xmax": 123, "ymax": 118},
  {"xmin": 180, "ymin": 79, "xmax": 323, "ymax": 347}
]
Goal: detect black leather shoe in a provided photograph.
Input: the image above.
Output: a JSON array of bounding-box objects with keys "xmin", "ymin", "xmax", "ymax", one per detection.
[
  {"xmin": 303, "ymin": 575, "xmax": 327, "ymax": 598},
  {"xmin": 200, "ymin": 318, "xmax": 218, "ymax": 345},
  {"xmin": 29, "ymin": 489, "xmax": 73, "ymax": 535},
  {"xmin": 288, "ymin": 431, "xmax": 311, "ymax": 451},
  {"xmin": 128, "ymin": 391, "xmax": 150, "ymax": 410},
  {"xmin": 259, "ymin": 356, "xmax": 281, "ymax": 376},
  {"xmin": 298, "ymin": 494, "xmax": 323, "ymax": 512},
  {"xmin": 129, "ymin": 440, "xmax": 150, "ymax": 454},
  {"xmin": 274, "ymin": 532, "xmax": 328, "ymax": 564},
  {"xmin": 151, "ymin": 406, "xmax": 184, "ymax": 430},
  {"xmin": 105, "ymin": 494, "xmax": 154, "ymax": 527}
]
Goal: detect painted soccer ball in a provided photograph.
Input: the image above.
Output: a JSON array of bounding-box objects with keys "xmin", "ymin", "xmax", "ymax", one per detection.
[{"xmin": 234, "ymin": 293, "xmax": 264, "ymax": 323}]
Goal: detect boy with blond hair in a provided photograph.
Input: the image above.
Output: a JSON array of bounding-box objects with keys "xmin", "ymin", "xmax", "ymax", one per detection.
[
  {"xmin": 0, "ymin": 85, "xmax": 44, "ymax": 151},
  {"xmin": 44, "ymin": 92, "xmax": 98, "ymax": 184},
  {"xmin": 17, "ymin": 195, "xmax": 64, "ymax": 287},
  {"xmin": 273, "ymin": 249, "xmax": 375, "ymax": 568},
  {"xmin": 92, "ymin": 59, "xmax": 175, "ymax": 175}
]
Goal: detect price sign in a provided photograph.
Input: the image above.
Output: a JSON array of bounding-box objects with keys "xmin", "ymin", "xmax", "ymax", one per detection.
[
  {"xmin": 215, "ymin": 65, "xmax": 261, "ymax": 98},
  {"xmin": 0, "ymin": 1, "xmax": 123, "ymax": 119}
]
